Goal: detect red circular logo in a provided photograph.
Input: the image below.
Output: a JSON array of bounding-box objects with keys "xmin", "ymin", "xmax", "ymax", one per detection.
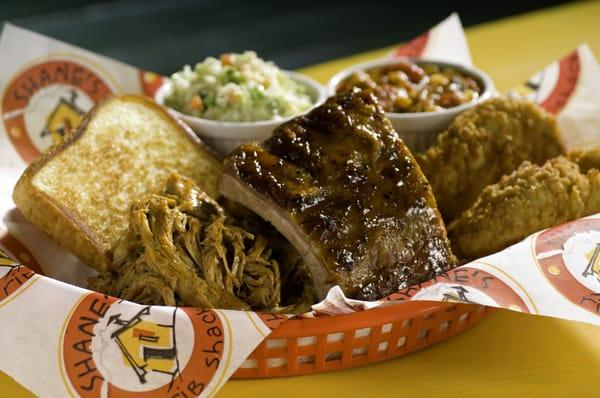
[
  {"xmin": 61, "ymin": 293, "xmax": 226, "ymax": 397},
  {"xmin": 535, "ymin": 218, "xmax": 600, "ymax": 315},
  {"xmin": 539, "ymin": 51, "xmax": 580, "ymax": 114},
  {"xmin": 0, "ymin": 228, "xmax": 44, "ymax": 275},
  {"xmin": 391, "ymin": 32, "xmax": 429, "ymax": 58},
  {"xmin": 2, "ymin": 60, "xmax": 113, "ymax": 163}
]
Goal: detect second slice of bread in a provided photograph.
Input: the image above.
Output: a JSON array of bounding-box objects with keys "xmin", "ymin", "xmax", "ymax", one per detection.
[{"xmin": 13, "ymin": 94, "xmax": 222, "ymax": 271}]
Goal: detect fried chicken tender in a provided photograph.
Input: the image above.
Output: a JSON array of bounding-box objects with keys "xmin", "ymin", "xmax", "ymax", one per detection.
[
  {"xmin": 568, "ymin": 146, "xmax": 600, "ymax": 173},
  {"xmin": 569, "ymin": 147, "xmax": 600, "ymax": 215},
  {"xmin": 448, "ymin": 157, "xmax": 600, "ymax": 260},
  {"xmin": 585, "ymin": 169, "xmax": 600, "ymax": 216},
  {"xmin": 416, "ymin": 97, "xmax": 565, "ymax": 222}
]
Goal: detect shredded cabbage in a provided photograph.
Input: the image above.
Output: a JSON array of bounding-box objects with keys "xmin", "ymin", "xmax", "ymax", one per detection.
[{"xmin": 165, "ymin": 51, "xmax": 313, "ymax": 122}]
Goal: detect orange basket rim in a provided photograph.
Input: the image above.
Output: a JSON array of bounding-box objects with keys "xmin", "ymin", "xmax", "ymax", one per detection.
[{"xmin": 274, "ymin": 301, "xmax": 467, "ymax": 336}]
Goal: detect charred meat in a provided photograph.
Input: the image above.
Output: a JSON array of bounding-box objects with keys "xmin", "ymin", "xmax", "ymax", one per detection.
[{"xmin": 220, "ymin": 89, "xmax": 456, "ymax": 301}]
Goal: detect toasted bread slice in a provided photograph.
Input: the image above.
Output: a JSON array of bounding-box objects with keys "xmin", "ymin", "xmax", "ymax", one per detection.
[{"xmin": 13, "ymin": 95, "xmax": 222, "ymax": 271}]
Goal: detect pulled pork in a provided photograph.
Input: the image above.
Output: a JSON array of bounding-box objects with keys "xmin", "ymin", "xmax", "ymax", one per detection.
[{"xmin": 89, "ymin": 174, "xmax": 315, "ymax": 313}]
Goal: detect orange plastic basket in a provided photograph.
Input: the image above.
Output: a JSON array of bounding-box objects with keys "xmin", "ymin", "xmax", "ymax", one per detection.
[{"xmin": 233, "ymin": 302, "xmax": 490, "ymax": 378}]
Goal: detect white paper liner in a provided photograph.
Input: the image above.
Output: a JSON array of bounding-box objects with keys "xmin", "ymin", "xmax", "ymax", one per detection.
[
  {"xmin": 508, "ymin": 43, "xmax": 600, "ymax": 150},
  {"xmin": 389, "ymin": 13, "xmax": 473, "ymax": 67}
]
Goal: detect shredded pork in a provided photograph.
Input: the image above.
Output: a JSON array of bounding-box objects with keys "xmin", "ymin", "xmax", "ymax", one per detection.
[{"xmin": 89, "ymin": 174, "xmax": 314, "ymax": 312}]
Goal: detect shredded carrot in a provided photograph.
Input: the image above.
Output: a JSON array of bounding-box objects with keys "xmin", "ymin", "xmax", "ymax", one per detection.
[
  {"xmin": 189, "ymin": 95, "xmax": 203, "ymax": 112},
  {"xmin": 220, "ymin": 53, "xmax": 234, "ymax": 66}
]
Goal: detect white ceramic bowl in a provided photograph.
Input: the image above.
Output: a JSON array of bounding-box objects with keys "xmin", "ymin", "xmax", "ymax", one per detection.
[
  {"xmin": 327, "ymin": 58, "xmax": 495, "ymax": 151},
  {"xmin": 155, "ymin": 71, "xmax": 326, "ymax": 155}
]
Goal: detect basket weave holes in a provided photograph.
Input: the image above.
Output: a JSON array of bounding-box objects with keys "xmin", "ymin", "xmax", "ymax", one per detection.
[
  {"xmin": 267, "ymin": 357, "xmax": 287, "ymax": 368},
  {"xmin": 438, "ymin": 321, "xmax": 450, "ymax": 332},
  {"xmin": 423, "ymin": 311, "xmax": 435, "ymax": 320},
  {"xmin": 389, "ymin": 319, "xmax": 410, "ymax": 353},
  {"xmin": 297, "ymin": 336, "xmax": 317, "ymax": 346},
  {"xmin": 266, "ymin": 338, "xmax": 287, "ymax": 348},
  {"xmin": 381, "ymin": 323, "xmax": 392, "ymax": 334},
  {"xmin": 297, "ymin": 355, "xmax": 315, "ymax": 364},
  {"xmin": 351, "ymin": 347, "xmax": 368, "ymax": 357},
  {"xmin": 377, "ymin": 342, "xmax": 388, "ymax": 352},
  {"xmin": 239, "ymin": 358, "xmax": 257, "ymax": 369},
  {"xmin": 367, "ymin": 323, "xmax": 385, "ymax": 360},
  {"xmin": 354, "ymin": 327, "xmax": 371, "ymax": 338},
  {"xmin": 416, "ymin": 329, "xmax": 429, "ymax": 340},
  {"xmin": 326, "ymin": 351, "xmax": 342, "ymax": 361},
  {"xmin": 326, "ymin": 332, "xmax": 344, "ymax": 342}
]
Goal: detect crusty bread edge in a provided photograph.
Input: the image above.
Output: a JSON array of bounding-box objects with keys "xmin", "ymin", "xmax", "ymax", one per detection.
[
  {"xmin": 13, "ymin": 171, "xmax": 109, "ymax": 270},
  {"xmin": 12, "ymin": 94, "xmax": 222, "ymax": 271}
]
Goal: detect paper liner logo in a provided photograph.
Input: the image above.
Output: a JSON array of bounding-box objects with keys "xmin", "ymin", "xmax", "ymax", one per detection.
[
  {"xmin": 535, "ymin": 218, "xmax": 600, "ymax": 315},
  {"xmin": 385, "ymin": 267, "xmax": 532, "ymax": 313},
  {"xmin": 0, "ymin": 229, "xmax": 44, "ymax": 275},
  {"xmin": 62, "ymin": 293, "xmax": 225, "ymax": 397},
  {"xmin": 391, "ymin": 32, "xmax": 429, "ymax": 58},
  {"xmin": 519, "ymin": 50, "xmax": 580, "ymax": 114},
  {"xmin": 256, "ymin": 312, "xmax": 288, "ymax": 330},
  {"xmin": 0, "ymin": 249, "xmax": 35, "ymax": 303},
  {"xmin": 2, "ymin": 59, "xmax": 113, "ymax": 163},
  {"xmin": 139, "ymin": 70, "xmax": 165, "ymax": 98}
]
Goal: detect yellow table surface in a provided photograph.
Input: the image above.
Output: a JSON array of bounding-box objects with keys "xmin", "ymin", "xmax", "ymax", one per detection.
[{"xmin": 3, "ymin": 1, "xmax": 600, "ymax": 397}]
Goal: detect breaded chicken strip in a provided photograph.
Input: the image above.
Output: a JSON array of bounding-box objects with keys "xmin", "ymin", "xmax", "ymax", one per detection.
[
  {"xmin": 448, "ymin": 157, "xmax": 597, "ymax": 260},
  {"xmin": 569, "ymin": 147, "xmax": 600, "ymax": 215},
  {"xmin": 568, "ymin": 147, "xmax": 600, "ymax": 173},
  {"xmin": 416, "ymin": 98, "xmax": 565, "ymax": 222},
  {"xmin": 585, "ymin": 169, "xmax": 600, "ymax": 216}
]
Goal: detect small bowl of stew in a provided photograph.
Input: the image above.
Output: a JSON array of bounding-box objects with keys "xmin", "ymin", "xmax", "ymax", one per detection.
[{"xmin": 327, "ymin": 58, "xmax": 494, "ymax": 151}]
